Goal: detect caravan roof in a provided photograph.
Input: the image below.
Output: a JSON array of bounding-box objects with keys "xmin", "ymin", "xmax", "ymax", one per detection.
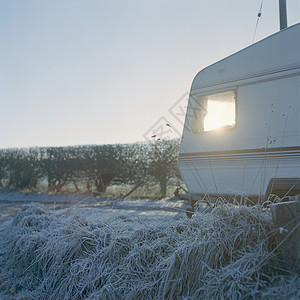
[{"xmin": 191, "ymin": 23, "xmax": 300, "ymax": 94}]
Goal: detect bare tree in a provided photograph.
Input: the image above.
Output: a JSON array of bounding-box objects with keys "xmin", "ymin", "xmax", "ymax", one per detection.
[{"xmin": 146, "ymin": 139, "xmax": 180, "ymax": 198}]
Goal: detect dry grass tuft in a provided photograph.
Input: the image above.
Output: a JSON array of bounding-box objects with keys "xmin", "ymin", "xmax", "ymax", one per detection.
[{"xmin": 0, "ymin": 202, "xmax": 299, "ymax": 299}]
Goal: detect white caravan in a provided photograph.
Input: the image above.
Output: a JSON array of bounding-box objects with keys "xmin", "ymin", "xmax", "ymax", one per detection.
[{"xmin": 178, "ymin": 23, "xmax": 300, "ymax": 204}]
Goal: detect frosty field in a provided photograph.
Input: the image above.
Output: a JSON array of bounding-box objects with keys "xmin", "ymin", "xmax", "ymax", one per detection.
[{"xmin": 0, "ymin": 193, "xmax": 299, "ymax": 299}]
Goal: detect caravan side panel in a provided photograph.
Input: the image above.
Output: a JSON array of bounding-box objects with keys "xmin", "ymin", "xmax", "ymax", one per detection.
[{"xmin": 178, "ymin": 24, "xmax": 300, "ymax": 200}]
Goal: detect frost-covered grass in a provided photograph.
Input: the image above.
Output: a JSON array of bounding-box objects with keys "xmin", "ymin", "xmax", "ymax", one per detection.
[{"xmin": 0, "ymin": 203, "xmax": 299, "ymax": 299}]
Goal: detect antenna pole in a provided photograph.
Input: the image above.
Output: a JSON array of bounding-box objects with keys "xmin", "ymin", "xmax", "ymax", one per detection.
[{"xmin": 279, "ymin": 0, "xmax": 287, "ymax": 30}]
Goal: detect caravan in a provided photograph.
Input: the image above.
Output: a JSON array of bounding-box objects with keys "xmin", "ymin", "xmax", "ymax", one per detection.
[{"xmin": 178, "ymin": 23, "xmax": 300, "ymax": 204}]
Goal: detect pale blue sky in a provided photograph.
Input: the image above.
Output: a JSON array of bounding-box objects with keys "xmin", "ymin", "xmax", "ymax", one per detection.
[{"xmin": 1, "ymin": 0, "xmax": 300, "ymax": 148}]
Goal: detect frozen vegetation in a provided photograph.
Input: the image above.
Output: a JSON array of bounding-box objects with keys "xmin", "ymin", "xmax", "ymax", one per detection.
[{"xmin": 0, "ymin": 201, "xmax": 300, "ymax": 299}]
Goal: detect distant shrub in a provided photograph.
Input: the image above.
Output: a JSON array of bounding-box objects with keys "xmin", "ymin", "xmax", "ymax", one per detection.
[
  {"xmin": 3, "ymin": 148, "xmax": 43, "ymax": 190},
  {"xmin": 0, "ymin": 140, "xmax": 181, "ymax": 197}
]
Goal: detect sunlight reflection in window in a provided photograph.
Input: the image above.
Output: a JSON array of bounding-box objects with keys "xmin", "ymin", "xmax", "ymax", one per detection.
[{"xmin": 203, "ymin": 91, "xmax": 236, "ymax": 131}]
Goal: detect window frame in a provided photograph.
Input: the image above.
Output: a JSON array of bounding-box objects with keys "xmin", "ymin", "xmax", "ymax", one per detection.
[{"xmin": 191, "ymin": 89, "xmax": 237, "ymax": 134}]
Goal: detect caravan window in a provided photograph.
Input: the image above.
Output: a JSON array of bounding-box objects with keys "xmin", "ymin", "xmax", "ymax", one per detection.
[{"xmin": 192, "ymin": 90, "xmax": 236, "ymax": 133}]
